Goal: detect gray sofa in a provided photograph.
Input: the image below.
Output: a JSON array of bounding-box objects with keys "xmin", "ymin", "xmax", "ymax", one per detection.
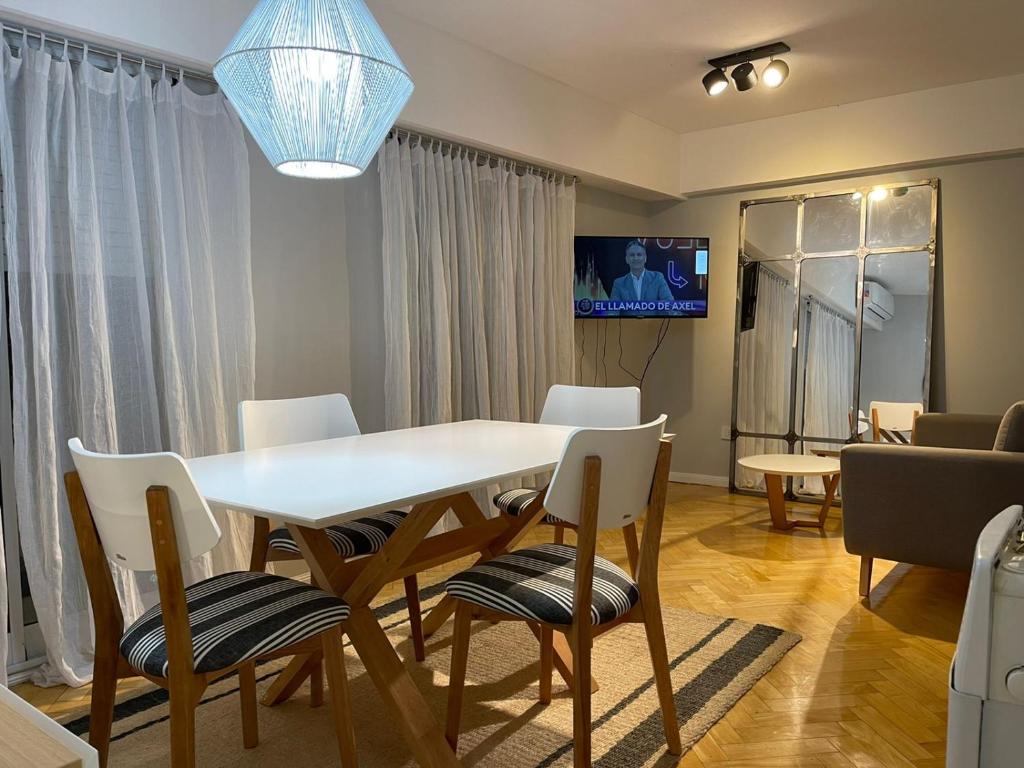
[{"xmin": 841, "ymin": 403, "xmax": 1024, "ymax": 597}]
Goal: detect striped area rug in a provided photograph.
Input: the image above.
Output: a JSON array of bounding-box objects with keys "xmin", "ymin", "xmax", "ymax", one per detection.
[{"xmin": 62, "ymin": 583, "xmax": 799, "ymax": 766}]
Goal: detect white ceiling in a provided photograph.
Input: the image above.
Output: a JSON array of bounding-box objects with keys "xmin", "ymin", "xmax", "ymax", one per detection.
[{"xmin": 374, "ymin": 0, "xmax": 1024, "ymax": 134}]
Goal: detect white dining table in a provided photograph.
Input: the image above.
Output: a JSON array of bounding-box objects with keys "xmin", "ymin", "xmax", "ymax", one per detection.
[{"xmin": 188, "ymin": 419, "xmax": 577, "ymax": 768}]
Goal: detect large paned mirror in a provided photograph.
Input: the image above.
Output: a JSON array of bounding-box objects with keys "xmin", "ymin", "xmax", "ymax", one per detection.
[{"xmin": 731, "ymin": 180, "xmax": 938, "ymax": 497}]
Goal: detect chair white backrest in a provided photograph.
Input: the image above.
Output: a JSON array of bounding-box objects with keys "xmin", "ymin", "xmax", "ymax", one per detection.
[
  {"xmin": 68, "ymin": 438, "xmax": 221, "ymax": 571},
  {"xmin": 539, "ymin": 385, "xmax": 642, "ymax": 428},
  {"xmin": 544, "ymin": 415, "xmax": 667, "ymax": 530},
  {"xmin": 869, "ymin": 401, "xmax": 923, "ymax": 432},
  {"xmin": 238, "ymin": 393, "xmax": 361, "ymax": 451}
]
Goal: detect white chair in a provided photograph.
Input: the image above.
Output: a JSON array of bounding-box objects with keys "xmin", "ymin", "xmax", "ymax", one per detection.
[
  {"xmin": 66, "ymin": 439, "xmax": 357, "ymax": 768},
  {"xmin": 239, "ymin": 394, "xmax": 426, "ymax": 662},
  {"xmin": 445, "ymin": 416, "xmax": 681, "ymax": 766},
  {"xmin": 869, "ymin": 400, "xmax": 923, "ymax": 444},
  {"xmin": 538, "ymin": 383, "xmax": 641, "ymax": 427},
  {"xmin": 492, "ymin": 384, "xmax": 644, "ymax": 568}
]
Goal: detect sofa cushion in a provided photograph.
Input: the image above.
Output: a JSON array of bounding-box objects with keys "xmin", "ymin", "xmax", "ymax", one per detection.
[
  {"xmin": 994, "ymin": 401, "xmax": 1024, "ymax": 452},
  {"xmin": 914, "ymin": 413, "xmax": 1002, "ymax": 450}
]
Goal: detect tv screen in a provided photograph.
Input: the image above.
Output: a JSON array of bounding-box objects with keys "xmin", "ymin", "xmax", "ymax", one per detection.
[{"xmin": 574, "ymin": 236, "xmax": 709, "ymax": 318}]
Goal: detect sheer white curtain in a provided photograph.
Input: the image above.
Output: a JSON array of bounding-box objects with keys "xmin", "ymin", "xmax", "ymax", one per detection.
[
  {"xmin": 0, "ymin": 42, "xmax": 255, "ymax": 686},
  {"xmin": 379, "ymin": 135, "xmax": 575, "ymax": 433},
  {"xmin": 800, "ymin": 301, "xmax": 855, "ymax": 493},
  {"xmin": 736, "ymin": 265, "xmax": 794, "ymax": 489}
]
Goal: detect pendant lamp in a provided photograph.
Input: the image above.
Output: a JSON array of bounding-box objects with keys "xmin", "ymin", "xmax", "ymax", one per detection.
[{"xmin": 214, "ymin": 0, "xmax": 414, "ymax": 179}]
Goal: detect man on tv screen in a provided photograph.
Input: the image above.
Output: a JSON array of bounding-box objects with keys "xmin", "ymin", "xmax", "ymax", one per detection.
[
  {"xmin": 573, "ymin": 235, "xmax": 709, "ymax": 318},
  {"xmin": 610, "ymin": 240, "xmax": 674, "ymax": 305}
]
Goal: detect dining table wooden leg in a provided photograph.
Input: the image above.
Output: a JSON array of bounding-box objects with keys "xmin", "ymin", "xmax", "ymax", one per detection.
[
  {"xmin": 287, "ymin": 506, "xmax": 461, "ymax": 766},
  {"xmin": 346, "ymin": 606, "xmax": 461, "ymax": 767},
  {"xmin": 261, "ymin": 651, "xmax": 322, "ymax": 707},
  {"xmin": 422, "ymin": 595, "xmax": 457, "ymax": 638}
]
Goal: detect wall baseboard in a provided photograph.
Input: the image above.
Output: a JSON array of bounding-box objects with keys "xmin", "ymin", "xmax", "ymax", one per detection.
[{"xmin": 669, "ymin": 471, "xmax": 729, "ymax": 488}]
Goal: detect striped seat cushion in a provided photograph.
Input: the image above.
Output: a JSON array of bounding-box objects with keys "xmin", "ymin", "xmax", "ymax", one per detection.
[
  {"xmin": 120, "ymin": 571, "xmax": 349, "ymax": 678},
  {"xmin": 445, "ymin": 543, "xmax": 639, "ymax": 626},
  {"xmin": 493, "ymin": 488, "xmax": 561, "ymax": 525},
  {"xmin": 267, "ymin": 510, "xmax": 407, "ymax": 558}
]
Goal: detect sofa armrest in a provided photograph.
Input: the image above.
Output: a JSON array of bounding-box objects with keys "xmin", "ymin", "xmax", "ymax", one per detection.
[
  {"xmin": 914, "ymin": 413, "xmax": 1002, "ymax": 449},
  {"xmin": 841, "ymin": 444, "xmax": 1024, "ymax": 572}
]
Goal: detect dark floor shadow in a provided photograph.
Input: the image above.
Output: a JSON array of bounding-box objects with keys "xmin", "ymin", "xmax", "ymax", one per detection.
[{"xmin": 858, "ymin": 563, "xmax": 968, "ymax": 643}]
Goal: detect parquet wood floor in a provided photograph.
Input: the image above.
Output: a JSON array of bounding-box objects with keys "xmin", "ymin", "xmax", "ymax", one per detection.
[{"xmin": 15, "ymin": 483, "xmax": 967, "ymax": 767}]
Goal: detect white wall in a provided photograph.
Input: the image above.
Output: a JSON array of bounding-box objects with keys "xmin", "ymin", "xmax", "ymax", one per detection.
[
  {"xmin": 0, "ymin": 0, "xmax": 681, "ymax": 198},
  {"xmin": 5, "ymin": 0, "xmax": 1022, "ymax": 477},
  {"xmin": 248, "ymin": 136, "xmax": 352, "ymax": 402},
  {"xmin": 679, "ymin": 74, "xmax": 1024, "ymax": 196},
  {"xmin": 577, "ymin": 155, "xmax": 1024, "ymax": 481},
  {"xmin": 860, "ymin": 295, "xmax": 929, "ymax": 408},
  {"xmin": 3, "ymin": 0, "xmax": 1022, "ymax": 202}
]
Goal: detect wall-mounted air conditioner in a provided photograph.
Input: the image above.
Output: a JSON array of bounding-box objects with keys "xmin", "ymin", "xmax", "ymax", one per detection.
[{"xmin": 863, "ymin": 281, "xmax": 894, "ymax": 323}]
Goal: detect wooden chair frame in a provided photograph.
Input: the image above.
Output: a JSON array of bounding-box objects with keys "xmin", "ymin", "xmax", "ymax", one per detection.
[
  {"xmin": 65, "ymin": 472, "xmax": 358, "ymax": 768},
  {"xmin": 444, "ymin": 440, "xmax": 682, "ymax": 767},
  {"xmin": 870, "ymin": 406, "xmax": 920, "ymax": 444},
  {"xmin": 550, "ymin": 519, "xmax": 641, "ymax": 574}
]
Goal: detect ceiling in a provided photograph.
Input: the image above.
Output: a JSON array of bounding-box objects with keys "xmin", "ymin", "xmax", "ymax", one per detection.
[{"xmin": 374, "ymin": 0, "xmax": 1024, "ymax": 134}]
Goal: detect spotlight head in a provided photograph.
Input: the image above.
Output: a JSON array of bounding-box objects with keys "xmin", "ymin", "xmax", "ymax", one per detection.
[
  {"xmin": 762, "ymin": 58, "xmax": 789, "ymax": 88},
  {"xmin": 731, "ymin": 61, "xmax": 758, "ymax": 91},
  {"xmin": 868, "ymin": 187, "xmax": 889, "ymax": 202},
  {"xmin": 702, "ymin": 68, "xmax": 729, "ymax": 96}
]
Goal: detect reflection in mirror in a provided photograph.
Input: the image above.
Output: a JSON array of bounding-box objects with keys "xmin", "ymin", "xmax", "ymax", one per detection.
[
  {"xmin": 797, "ymin": 257, "xmax": 858, "ymax": 438},
  {"xmin": 736, "ymin": 263, "xmax": 794, "ymax": 437},
  {"xmin": 797, "ymin": 441, "xmax": 844, "ymax": 498},
  {"xmin": 859, "ymin": 251, "xmax": 931, "ymax": 441},
  {"xmin": 803, "ymin": 194, "xmax": 861, "ymax": 253},
  {"xmin": 867, "ymin": 184, "xmax": 933, "ymax": 248},
  {"xmin": 735, "ymin": 436, "xmax": 789, "ymax": 491},
  {"xmin": 743, "ymin": 200, "xmax": 798, "ymax": 259},
  {"xmin": 796, "ymin": 257, "xmax": 857, "ymax": 492}
]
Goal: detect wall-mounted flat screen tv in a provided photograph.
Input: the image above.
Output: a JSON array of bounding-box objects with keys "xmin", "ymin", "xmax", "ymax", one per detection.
[{"xmin": 574, "ymin": 236, "xmax": 709, "ymax": 318}]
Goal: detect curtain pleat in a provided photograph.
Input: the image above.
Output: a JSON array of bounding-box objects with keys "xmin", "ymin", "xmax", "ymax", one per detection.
[
  {"xmin": 800, "ymin": 302, "xmax": 855, "ymax": 493},
  {"xmin": 378, "ymin": 136, "xmax": 575, "ymax": 510},
  {"xmin": 0, "ymin": 43, "xmax": 254, "ymax": 686},
  {"xmin": 736, "ymin": 265, "xmax": 794, "ymax": 489}
]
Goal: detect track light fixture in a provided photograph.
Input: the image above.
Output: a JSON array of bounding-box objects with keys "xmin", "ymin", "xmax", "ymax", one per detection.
[
  {"xmin": 762, "ymin": 58, "xmax": 790, "ymax": 88},
  {"xmin": 731, "ymin": 62, "xmax": 758, "ymax": 91},
  {"xmin": 702, "ymin": 42, "xmax": 790, "ymax": 96},
  {"xmin": 702, "ymin": 68, "xmax": 729, "ymax": 96}
]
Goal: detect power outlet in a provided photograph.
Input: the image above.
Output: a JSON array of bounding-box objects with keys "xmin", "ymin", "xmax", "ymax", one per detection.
[{"xmin": 720, "ymin": 426, "xmax": 731, "ymax": 440}]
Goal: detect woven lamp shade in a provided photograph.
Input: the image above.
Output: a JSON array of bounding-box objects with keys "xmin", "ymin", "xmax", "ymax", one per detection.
[{"xmin": 214, "ymin": 0, "xmax": 413, "ymax": 179}]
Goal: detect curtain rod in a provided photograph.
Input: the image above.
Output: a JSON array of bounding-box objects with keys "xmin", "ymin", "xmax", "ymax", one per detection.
[
  {"xmin": 390, "ymin": 127, "xmax": 577, "ymax": 185},
  {"xmin": 0, "ymin": 19, "xmax": 218, "ymax": 87},
  {"xmin": 760, "ymin": 264, "xmax": 855, "ymax": 326},
  {"xmin": 804, "ymin": 291, "xmax": 855, "ymax": 326}
]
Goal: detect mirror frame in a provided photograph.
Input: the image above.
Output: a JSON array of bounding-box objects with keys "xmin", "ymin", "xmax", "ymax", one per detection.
[{"xmin": 729, "ymin": 178, "xmax": 939, "ymax": 498}]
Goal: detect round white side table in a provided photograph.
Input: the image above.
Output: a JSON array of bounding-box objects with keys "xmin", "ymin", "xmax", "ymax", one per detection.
[{"xmin": 737, "ymin": 453, "xmax": 842, "ymax": 531}]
